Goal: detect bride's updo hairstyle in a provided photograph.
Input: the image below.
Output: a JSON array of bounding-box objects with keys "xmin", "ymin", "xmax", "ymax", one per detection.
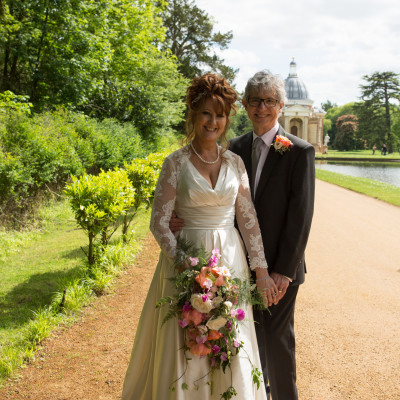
[{"xmin": 185, "ymin": 73, "xmax": 238, "ymax": 148}]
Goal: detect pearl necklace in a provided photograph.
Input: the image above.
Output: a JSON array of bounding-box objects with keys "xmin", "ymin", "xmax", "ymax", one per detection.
[{"xmin": 190, "ymin": 142, "xmax": 220, "ymax": 164}]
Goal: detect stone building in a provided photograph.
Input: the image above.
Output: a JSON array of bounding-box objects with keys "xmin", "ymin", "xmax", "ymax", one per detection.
[{"xmin": 279, "ymin": 58, "xmax": 325, "ymax": 152}]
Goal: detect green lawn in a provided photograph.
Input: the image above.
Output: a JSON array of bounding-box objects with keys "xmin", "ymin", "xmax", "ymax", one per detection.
[
  {"xmin": 0, "ymin": 201, "xmax": 87, "ymax": 349},
  {"xmin": 0, "ymin": 199, "xmax": 151, "ymax": 382},
  {"xmin": 316, "ymin": 149, "xmax": 400, "ymax": 160},
  {"xmin": 315, "ymin": 169, "xmax": 400, "ymax": 207}
]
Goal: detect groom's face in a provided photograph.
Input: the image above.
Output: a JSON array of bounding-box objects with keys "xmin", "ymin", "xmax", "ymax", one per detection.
[{"xmin": 243, "ymin": 88, "xmax": 284, "ymax": 136}]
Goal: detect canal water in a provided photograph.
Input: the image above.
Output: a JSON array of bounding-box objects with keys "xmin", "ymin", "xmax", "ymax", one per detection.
[{"xmin": 315, "ymin": 161, "xmax": 400, "ymax": 187}]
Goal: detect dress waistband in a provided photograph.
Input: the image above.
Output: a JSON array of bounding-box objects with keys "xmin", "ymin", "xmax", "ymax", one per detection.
[{"xmin": 177, "ymin": 207, "xmax": 235, "ymax": 230}]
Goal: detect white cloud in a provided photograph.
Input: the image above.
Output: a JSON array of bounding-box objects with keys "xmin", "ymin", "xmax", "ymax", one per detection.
[{"xmin": 195, "ymin": 0, "xmax": 400, "ymax": 106}]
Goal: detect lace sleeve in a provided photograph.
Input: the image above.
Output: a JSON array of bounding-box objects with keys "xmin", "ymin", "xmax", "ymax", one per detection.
[
  {"xmin": 149, "ymin": 155, "xmax": 177, "ymax": 261},
  {"xmin": 234, "ymin": 156, "xmax": 269, "ymax": 271}
]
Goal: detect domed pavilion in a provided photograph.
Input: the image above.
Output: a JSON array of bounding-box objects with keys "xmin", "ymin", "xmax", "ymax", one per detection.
[{"xmin": 279, "ymin": 58, "xmax": 325, "ymax": 152}]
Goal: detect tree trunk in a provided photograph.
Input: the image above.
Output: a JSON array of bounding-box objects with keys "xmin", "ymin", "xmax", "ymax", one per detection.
[
  {"xmin": 88, "ymin": 232, "xmax": 95, "ymax": 265},
  {"xmin": 384, "ymin": 85, "xmax": 393, "ymax": 153}
]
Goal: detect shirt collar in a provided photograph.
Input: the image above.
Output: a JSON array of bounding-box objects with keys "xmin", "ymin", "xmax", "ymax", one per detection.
[{"xmin": 252, "ymin": 123, "xmax": 279, "ymax": 146}]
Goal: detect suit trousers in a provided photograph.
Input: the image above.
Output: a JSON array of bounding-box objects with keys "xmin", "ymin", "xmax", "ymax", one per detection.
[{"xmin": 253, "ymin": 285, "xmax": 299, "ymax": 400}]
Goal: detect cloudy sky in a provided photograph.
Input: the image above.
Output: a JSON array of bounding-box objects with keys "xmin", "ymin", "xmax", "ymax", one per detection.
[{"xmin": 195, "ymin": 0, "xmax": 400, "ymax": 107}]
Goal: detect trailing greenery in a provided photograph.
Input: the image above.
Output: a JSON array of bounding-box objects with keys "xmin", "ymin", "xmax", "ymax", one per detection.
[{"xmin": 315, "ymin": 169, "xmax": 400, "ymax": 207}]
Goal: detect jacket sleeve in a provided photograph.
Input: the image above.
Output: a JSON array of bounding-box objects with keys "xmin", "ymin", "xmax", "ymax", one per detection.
[{"xmin": 274, "ymin": 145, "xmax": 315, "ymax": 279}]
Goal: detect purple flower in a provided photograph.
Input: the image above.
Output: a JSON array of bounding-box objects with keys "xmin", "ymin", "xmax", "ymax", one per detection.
[
  {"xmin": 235, "ymin": 309, "xmax": 245, "ymax": 321},
  {"xmin": 233, "ymin": 338, "xmax": 241, "ymax": 348},
  {"xmin": 220, "ymin": 352, "xmax": 228, "ymax": 362},
  {"xmin": 212, "ymin": 248, "xmax": 221, "ymax": 258},
  {"xmin": 196, "ymin": 335, "xmax": 207, "ymax": 344},
  {"xmin": 201, "ymin": 294, "xmax": 208, "ymax": 302},
  {"xmin": 227, "ymin": 320, "xmax": 232, "ymax": 332},
  {"xmin": 182, "ymin": 302, "xmax": 192, "ymax": 312},
  {"xmin": 188, "ymin": 257, "xmax": 199, "ymax": 266},
  {"xmin": 211, "ymin": 345, "xmax": 220, "ymax": 354},
  {"xmin": 178, "ymin": 319, "xmax": 188, "ymax": 328},
  {"xmin": 208, "ymin": 255, "xmax": 219, "ymax": 267}
]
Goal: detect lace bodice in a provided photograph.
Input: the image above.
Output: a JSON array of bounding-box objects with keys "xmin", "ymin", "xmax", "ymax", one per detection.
[{"xmin": 150, "ymin": 146, "xmax": 268, "ymax": 270}]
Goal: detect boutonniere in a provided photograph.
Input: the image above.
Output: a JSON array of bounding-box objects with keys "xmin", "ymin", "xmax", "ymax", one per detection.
[{"xmin": 273, "ymin": 135, "xmax": 293, "ymax": 155}]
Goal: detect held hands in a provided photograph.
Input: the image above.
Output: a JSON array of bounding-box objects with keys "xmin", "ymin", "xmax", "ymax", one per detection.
[
  {"xmin": 270, "ymin": 272, "xmax": 290, "ymax": 304},
  {"xmin": 256, "ymin": 272, "xmax": 278, "ymax": 307}
]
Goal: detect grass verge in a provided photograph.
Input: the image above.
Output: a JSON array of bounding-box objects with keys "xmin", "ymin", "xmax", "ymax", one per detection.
[
  {"xmin": 0, "ymin": 199, "xmax": 151, "ymax": 385},
  {"xmin": 316, "ymin": 149, "xmax": 400, "ymax": 160},
  {"xmin": 315, "ymin": 169, "xmax": 400, "ymax": 207}
]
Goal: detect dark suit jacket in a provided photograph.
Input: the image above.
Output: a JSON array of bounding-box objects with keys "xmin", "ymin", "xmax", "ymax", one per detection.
[{"xmin": 230, "ymin": 126, "xmax": 315, "ymax": 285}]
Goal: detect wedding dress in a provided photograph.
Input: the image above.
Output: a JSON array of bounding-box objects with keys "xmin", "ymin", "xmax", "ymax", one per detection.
[{"xmin": 121, "ymin": 146, "xmax": 268, "ymax": 400}]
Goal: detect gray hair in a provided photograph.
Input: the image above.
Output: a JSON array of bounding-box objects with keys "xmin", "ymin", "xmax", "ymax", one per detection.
[{"xmin": 243, "ymin": 70, "xmax": 287, "ymax": 104}]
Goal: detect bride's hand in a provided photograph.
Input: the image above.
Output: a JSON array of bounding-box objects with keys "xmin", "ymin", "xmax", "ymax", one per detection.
[
  {"xmin": 176, "ymin": 260, "xmax": 190, "ymax": 273},
  {"xmin": 256, "ymin": 275, "xmax": 278, "ymax": 307}
]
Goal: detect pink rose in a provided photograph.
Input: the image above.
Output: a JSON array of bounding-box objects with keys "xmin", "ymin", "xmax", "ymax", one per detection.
[{"xmin": 235, "ymin": 309, "xmax": 245, "ymax": 321}]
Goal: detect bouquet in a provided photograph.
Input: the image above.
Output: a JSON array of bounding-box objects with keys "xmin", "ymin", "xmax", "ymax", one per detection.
[{"xmin": 156, "ymin": 240, "xmax": 263, "ymax": 399}]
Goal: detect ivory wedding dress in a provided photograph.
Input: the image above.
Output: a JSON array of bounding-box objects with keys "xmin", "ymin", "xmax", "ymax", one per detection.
[{"xmin": 121, "ymin": 146, "xmax": 268, "ymax": 400}]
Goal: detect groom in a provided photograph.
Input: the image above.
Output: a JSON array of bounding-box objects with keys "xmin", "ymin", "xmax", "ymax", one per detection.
[{"xmin": 229, "ymin": 70, "xmax": 315, "ymax": 400}]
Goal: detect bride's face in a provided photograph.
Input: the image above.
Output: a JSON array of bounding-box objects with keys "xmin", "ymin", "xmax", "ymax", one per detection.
[{"xmin": 193, "ymin": 99, "xmax": 227, "ymax": 144}]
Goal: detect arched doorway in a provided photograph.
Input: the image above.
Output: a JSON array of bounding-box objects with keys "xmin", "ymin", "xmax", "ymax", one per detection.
[{"xmin": 289, "ymin": 118, "xmax": 303, "ymax": 139}]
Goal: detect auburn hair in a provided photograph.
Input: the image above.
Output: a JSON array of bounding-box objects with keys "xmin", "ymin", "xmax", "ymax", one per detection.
[{"xmin": 185, "ymin": 73, "xmax": 238, "ymax": 148}]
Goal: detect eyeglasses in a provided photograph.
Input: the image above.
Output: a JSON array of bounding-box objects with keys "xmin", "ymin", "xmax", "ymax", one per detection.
[{"xmin": 247, "ymin": 97, "xmax": 279, "ymax": 108}]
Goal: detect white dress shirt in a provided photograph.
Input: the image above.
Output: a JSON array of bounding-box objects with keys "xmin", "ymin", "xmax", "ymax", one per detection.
[{"xmin": 252, "ymin": 123, "xmax": 279, "ymax": 195}]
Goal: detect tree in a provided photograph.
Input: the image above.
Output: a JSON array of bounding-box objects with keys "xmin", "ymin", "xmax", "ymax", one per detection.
[
  {"xmin": 229, "ymin": 106, "xmax": 252, "ymax": 138},
  {"xmin": 333, "ymin": 115, "xmax": 360, "ymax": 151},
  {"xmin": 358, "ymin": 71, "xmax": 400, "ymax": 153},
  {"xmin": 321, "ymin": 100, "xmax": 337, "ymax": 112},
  {"xmin": 0, "ymin": 0, "xmax": 111, "ymax": 109},
  {"xmin": 323, "ymin": 103, "xmax": 356, "ymax": 148},
  {"xmin": 0, "ymin": 0, "xmax": 187, "ymax": 142},
  {"xmin": 160, "ymin": 0, "xmax": 237, "ymax": 81},
  {"xmin": 83, "ymin": 0, "xmax": 188, "ymax": 142}
]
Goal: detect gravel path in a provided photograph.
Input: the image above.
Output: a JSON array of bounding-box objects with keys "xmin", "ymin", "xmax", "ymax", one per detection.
[{"xmin": 1, "ymin": 179, "xmax": 399, "ymax": 399}]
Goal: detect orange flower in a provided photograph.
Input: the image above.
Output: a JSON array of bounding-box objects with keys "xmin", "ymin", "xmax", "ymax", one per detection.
[
  {"xmin": 186, "ymin": 327, "xmax": 199, "ymax": 341},
  {"xmin": 190, "ymin": 343, "xmax": 212, "ymax": 356},
  {"xmin": 207, "ymin": 330, "xmax": 223, "ymax": 341},
  {"xmin": 195, "ymin": 267, "xmax": 213, "ymax": 289},
  {"xmin": 182, "ymin": 309, "xmax": 203, "ymax": 326},
  {"xmin": 276, "ymin": 135, "xmax": 292, "ymax": 148},
  {"xmin": 214, "ymin": 275, "xmax": 225, "ymax": 287}
]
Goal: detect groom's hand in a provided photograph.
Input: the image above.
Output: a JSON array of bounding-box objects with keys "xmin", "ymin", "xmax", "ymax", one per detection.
[
  {"xmin": 270, "ymin": 272, "xmax": 290, "ymax": 304},
  {"xmin": 169, "ymin": 211, "xmax": 185, "ymax": 233}
]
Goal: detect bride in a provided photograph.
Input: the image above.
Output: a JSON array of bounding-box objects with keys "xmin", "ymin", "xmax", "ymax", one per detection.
[{"xmin": 121, "ymin": 73, "xmax": 277, "ymax": 400}]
